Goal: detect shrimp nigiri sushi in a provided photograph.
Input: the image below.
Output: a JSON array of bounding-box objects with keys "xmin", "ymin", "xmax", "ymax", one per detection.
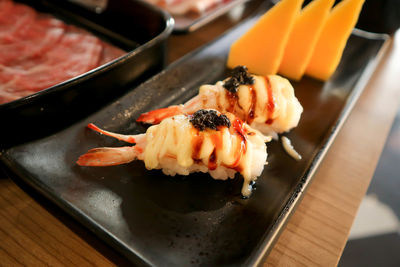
[
  {"xmin": 137, "ymin": 66, "xmax": 303, "ymax": 138},
  {"xmin": 77, "ymin": 109, "xmax": 271, "ymax": 197}
]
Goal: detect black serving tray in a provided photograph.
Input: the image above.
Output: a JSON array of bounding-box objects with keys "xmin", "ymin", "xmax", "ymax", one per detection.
[
  {"xmin": 0, "ymin": 0, "xmax": 173, "ymax": 148},
  {"xmin": 0, "ymin": 11, "xmax": 389, "ymax": 267}
]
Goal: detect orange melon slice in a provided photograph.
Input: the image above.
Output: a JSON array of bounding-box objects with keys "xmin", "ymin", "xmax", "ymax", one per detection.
[
  {"xmin": 305, "ymin": 0, "xmax": 365, "ymax": 81},
  {"xmin": 278, "ymin": 0, "xmax": 335, "ymax": 81},
  {"xmin": 227, "ymin": 0, "xmax": 304, "ymax": 76}
]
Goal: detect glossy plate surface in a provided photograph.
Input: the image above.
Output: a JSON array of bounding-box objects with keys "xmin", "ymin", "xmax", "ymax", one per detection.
[{"xmin": 0, "ymin": 15, "xmax": 389, "ymax": 266}]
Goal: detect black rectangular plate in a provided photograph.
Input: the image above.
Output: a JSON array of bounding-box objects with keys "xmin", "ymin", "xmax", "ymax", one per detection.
[{"xmin": 0, "ymin": 14, "xmax": 389, "ymax": 266}]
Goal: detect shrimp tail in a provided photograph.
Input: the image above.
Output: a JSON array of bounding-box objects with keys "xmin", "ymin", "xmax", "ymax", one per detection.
[
  {"xmin": 136, "ymin": 105, "xmax": 182, "ymax": 124},
  {"xmin": 76, "ymin": 146, "xmax": 139, "ymax": 166},
  {"xmin": 87, "ymin": 123, "xmax": 137, "ymax": 144}
]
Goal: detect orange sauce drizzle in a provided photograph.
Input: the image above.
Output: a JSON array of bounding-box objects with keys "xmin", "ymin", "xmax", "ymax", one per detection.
[
  {"xmin": 247, "ymin": 85, "xmax": 257, "ymax": 124},
  {"xmin": 264, "ymin": 76, "xmax": 275, "ymax": 125}
]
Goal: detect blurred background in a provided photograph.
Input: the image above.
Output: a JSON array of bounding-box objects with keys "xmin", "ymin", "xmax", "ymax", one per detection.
[
  {"xmin": 339, "ymin": 0, "xmax": 400, "ymax": 266},
  {"xmin": 339, "ymin": 103, "xmax": 400, "ymax": 267},
  {"xmin": 301, "ymin": 0, "xmax": 400, "ymax": 34}
]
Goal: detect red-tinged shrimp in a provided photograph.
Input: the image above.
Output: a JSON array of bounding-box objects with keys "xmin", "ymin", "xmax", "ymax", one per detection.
[
  {"xmin": 137, "ymin": 66, "xmax": 303, "ymax": 138},
  {"xmin": 76, "ymin": 123, "xmax": 146, "ymax": 166},
  {"xmin": 77, "ymin": 109, "xmax": 270, "ymax": 197}
]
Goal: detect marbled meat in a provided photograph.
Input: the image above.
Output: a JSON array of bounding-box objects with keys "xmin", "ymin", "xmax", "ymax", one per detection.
[{"xmin": 0, "ymin": 0, "xmax": 125, "ymax": 104}]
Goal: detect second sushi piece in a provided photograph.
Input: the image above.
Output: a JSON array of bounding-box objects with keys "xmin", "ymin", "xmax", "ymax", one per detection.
[{"xmin": 137, "ymin": 66, "xmax": 303, "ymax": 138}]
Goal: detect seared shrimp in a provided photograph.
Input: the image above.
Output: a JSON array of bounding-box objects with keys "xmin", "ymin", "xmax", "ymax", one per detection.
[
  {"xmin": 76, "ymin": 123, "xmax": 146, "ymax": 166},
  {"xmin": 77, "ymin": 109, "xmax": 270, "ymax": 197},
  {"xmin": 137, "ymin": 66, "xmax": 303, "ymax": 137}
]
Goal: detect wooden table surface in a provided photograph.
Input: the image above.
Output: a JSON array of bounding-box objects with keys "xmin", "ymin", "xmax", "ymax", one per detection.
[{"xmin": 1, "ymin": 3, "xmax": 399, "ymax": 266}]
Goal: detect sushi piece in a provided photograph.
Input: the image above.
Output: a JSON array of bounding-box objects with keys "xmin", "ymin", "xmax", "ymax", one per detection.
[
  {"xmin": 77, "ymin": 109, "xmax": 271, "ymax": 197},
  {"xmin": 137, "ymin": 66, "xmax": 303, "ymax": 138}
]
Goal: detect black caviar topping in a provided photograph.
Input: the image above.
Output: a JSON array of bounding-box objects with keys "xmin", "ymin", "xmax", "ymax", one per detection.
[
  {"xmin": 223, "ymin": 66, "xmax": 255, "ymax": 93},
  {"xmin": 190, "ymin": 109, "xmax": 231, "ymax": 131}
]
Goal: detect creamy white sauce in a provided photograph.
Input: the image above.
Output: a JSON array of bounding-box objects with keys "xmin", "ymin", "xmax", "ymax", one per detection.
[
  {"xmin": 197, "ymin": 75, "xmax": 303, "ymax": 137},
  {"xmin": 281, "ymin": 136, "xmax": 302, "ymax": 161},
  {"xmin": 144, "ymin": 114, "xmax": 250, "ymax": 173},
  {"xmin": 142, "ymin": 113, "xmax": 267, "ymax": 197},
  {"xmin": 241, "ymin": 181, "xmax": 252, "ymax": 197}
]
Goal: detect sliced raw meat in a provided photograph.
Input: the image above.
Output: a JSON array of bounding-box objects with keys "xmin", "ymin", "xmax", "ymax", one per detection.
[
  {"xmin": 0, "ymin": 85, "xmax": 35, "ymax": 104},
  {"xmin": 0, "ymin": 17, "xmax": 66, "ymax": 65},
  {"xmin": 0, "ymin": 2, "xmax": 36, "ymax": 43},
  {"xmin": 149, "ymin": 0, "xmax": 229, "ymax": 15},
  {"xmin": 0, "ymin": 0, "xmax": 13, "ymax": 21},
  {"xmin": 99, "ymin": 42, "xmax": 126, "ymax": 65},
  {"xmin": 1, "ymin": 30, "xmax": 102, "ymax": 93},
  {"xmin": 0, "ymin": 1, "xmax": 126, "ymax": 105}
]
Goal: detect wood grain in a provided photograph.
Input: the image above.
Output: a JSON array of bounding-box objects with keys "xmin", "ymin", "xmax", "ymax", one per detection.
[{"xmin": 0, "ymin": 4, "xmax": 399, "ymax": 267}]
